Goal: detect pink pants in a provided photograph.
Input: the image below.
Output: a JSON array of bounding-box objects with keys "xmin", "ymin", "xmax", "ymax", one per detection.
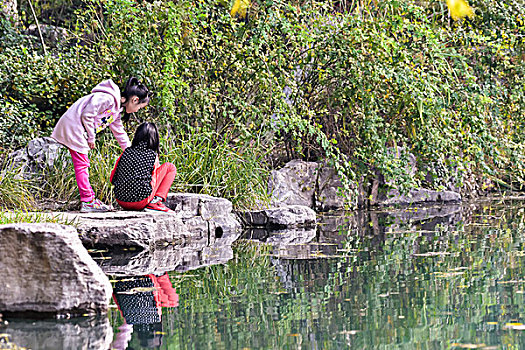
[
  {"xmin": 117, "ymin": 162, "xmax": 177, "ymax": 210},
  {"xmin": 69, "ymin": 149, "xmax": 95, "ymax": 203}
]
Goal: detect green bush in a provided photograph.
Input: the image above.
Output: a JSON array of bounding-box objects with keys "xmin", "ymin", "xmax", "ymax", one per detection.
[{"xmin": 1, "ymin": 0, "xmax": 524, "ymax": 210}]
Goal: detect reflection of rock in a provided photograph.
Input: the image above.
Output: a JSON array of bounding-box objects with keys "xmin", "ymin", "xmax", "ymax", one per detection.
[
  {"xmin": 378, "ymin": 204, "xmax": 463, "ymax": 231},
  {"xmin": 95, "ymin": 229, "xmax": 242, "ymax": 276},
  {"xmin": 244, "ymin": 227, "xmax": 319, "ymax": 260},
  {"xmin": 266, "ymin": 228, "xmax": 317, "ymax": 246},
  {"xmin": 3, "ymin": 316, "xmax": 112, "ymax": 350},
  {"xmin": 379, "ymin": 188, "xmax": 461, "ymax": 207},
  {"xmin": 238, "ymin": 205, "xmax": 317, "ymax": 228},
  {"xmin": 0, "ymin": 224, "xmax": 111, "ymax": 316},
  {"xmin": 174, "ymin": 228, "xmax": 242, "ymax": 272},
  {"xmin": 95, "ymin": 248, "xmax": 183, "ymax": 277}
]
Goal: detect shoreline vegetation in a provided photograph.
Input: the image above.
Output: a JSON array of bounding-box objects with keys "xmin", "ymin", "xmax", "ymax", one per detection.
[{"xmin": 0, "ymin": 0, "xmax": 523, "ymax": 217}]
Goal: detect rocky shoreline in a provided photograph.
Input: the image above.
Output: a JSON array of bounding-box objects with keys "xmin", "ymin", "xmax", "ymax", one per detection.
[{"xmin": 1, "ymin": 137, "xmax": 512, "ymax": 318}]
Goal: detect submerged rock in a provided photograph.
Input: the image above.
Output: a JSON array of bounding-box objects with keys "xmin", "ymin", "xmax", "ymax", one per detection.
[{"xmin": 0, "ymin": 223, "xmax": 112, "ymax": 316}]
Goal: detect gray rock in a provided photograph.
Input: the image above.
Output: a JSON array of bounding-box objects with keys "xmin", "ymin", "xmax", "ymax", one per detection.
[
  {"xmin": 9, "ymin": 137, "xmax": 64, "ymax": 176},
  {"xmin": 379, "ymin": 188, "xmax": 461, "ymax": 207},
  {"xmin": 58, "ymin": 211, "xmax": 190, "ymax": 250},
  {"xmin": 265, "ymin": 205, "xmax": 317, "ymax": 227},
  {"xmin": 237, "ymin": 210, "xmax": 268, "ymax": 226},
  {"xmin": 1, "ymin": 0, "xmax": 17, "ymax": 21},
  {"xmin": 238, "ymin": 205, "xmax": 317, "ymax": 228},
  {"xmin": 268, "ymin": 159, "xmax": 319, "ymax": 207},
  {"xmin": 26, "ymin": 24, "xmax": 69, "ymax": 47},
  {"xmin": 2, "ymin": 316, "xmax": 113, "ymax": 350},
  {"xmin": 0, "ymin": 223, "xmax": 112, "ymax": 316},
  {"xmin": 166, "ymin": 193, "xmax": 242, "ymax": 245},
  {"xmin": 316, "ymin": 165, "xmax": 354, "ymax": 210}
]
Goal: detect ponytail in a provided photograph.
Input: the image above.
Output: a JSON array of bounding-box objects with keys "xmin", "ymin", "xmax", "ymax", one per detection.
[{"xmin": 121, "ymin": 77, "xmax": 151, "ymax": 123}]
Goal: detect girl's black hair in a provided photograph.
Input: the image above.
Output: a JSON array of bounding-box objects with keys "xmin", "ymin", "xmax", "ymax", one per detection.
[
  {"xmin": 132, "ymin": 122, "xmax": 160, "ymax": 154},
  {"xmin": 121, "ymin": 77, "xmax": 151, "ymax": 122}
]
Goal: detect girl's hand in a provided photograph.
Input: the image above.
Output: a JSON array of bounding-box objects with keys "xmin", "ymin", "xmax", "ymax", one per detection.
[{"xmin": 88, "ymin": 141, "xmax": 95, "ymax": 149}]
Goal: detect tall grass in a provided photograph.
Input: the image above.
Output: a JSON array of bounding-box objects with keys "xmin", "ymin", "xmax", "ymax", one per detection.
[
  {"xmin": 0, "ymin": 152, "xmax": 36, "ymax": 210},
  {"xmin": 161, "ymin": 129, "xmax": 271, "ymax": 210},
  {"xmin": 38, "ymin": 130, "xmax": 270, "ymax": 210},
  {"xmin": 38, "ymin": 134, "xmax": 122, "ymax": 209},
  {"xmin": 0, "ymin": 209, "xmax": 76, "ymax": 225}
]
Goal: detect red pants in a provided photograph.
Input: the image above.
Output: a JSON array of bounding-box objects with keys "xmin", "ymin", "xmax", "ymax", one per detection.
[{"xmin": 116, "ymin": 162, "xmax": 176, "ymax": 210}]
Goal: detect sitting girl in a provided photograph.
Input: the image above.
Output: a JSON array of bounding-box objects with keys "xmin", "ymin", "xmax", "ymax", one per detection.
[{"xmin": 110, "ymin": 122, "xmax": 176, "ymax": 212}]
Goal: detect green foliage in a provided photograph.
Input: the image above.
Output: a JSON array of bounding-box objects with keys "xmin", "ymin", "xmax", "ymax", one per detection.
[
  {"xmin": 0, "ymin": 209, "xmax": 72, "ymax": 224},
  {"xmin": 1, "ymin": 0, "xmax": 524, "ymax": 209}
]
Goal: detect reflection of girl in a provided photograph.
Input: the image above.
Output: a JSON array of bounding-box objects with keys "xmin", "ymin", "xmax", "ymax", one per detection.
[{"xmin": 111, "ymin": 273, "xmax": 178, "ymax": 349}]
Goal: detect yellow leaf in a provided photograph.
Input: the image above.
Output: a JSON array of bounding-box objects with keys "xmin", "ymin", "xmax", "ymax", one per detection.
[
  {"xmin": 231, "ymin": 0, "xmax": 250, "ymax": 18},
  {"xmin": 446, "ymin": 0, "xmax": 474, "ymax": 21}
]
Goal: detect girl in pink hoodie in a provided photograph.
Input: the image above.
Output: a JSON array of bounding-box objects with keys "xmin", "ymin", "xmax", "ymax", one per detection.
[{"xmin": 51, "ymin": 77, "xmax": 150, "ymax": 212}]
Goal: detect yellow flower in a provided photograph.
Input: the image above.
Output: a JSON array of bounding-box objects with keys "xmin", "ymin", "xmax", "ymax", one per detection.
[{"xmin": 446, "ymin": 0, "xmax": 474, "ymax": 21}]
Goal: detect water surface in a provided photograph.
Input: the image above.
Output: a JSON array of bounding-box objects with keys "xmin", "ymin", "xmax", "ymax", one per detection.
[
  {"xmin": 108, "ymin": 201, "xmax": 525, "ymax": 349},
  {"xmin": 4, "ymin": 201, "xmax": 525, "ymax": 349}
]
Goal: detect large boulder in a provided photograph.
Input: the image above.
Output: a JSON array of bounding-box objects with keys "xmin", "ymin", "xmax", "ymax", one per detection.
[
  {"xmin": 58, "ymin": 211, "xmax": 190, "ymax": 250},
  {"xmin": 268, "ymin": 159, "xmax": 319, "ymax": 208},
  {"xmin": 9, "ymin": 137, "xmax": 64, "ymax": 177},
  {"xmin": 316, "ymin": 164, "xmax": 354, "ymax": 210},
  {"xmin": 166, "ymin": 193, "xmax": 242, "ymax": 244},
  {"xmin": 0, "ymin": 223, "xmax": 112, "ymax": 316},
  {"xmin": 1, "ymin": 316, "xmax": 113, "ymax": 350}
]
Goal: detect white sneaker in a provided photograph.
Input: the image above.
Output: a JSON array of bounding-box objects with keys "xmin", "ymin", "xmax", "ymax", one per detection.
[{"xmin": 80, "ymin": 198, "xmax": 114, "ymax": 213}]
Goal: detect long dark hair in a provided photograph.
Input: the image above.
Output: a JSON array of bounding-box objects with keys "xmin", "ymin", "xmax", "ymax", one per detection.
[
  {"xmin": 132, "ymin": 122, "xmax": 159, "ymax": 154},
  {"xmin": 121, "ymin": 77, "xmax": 150, "ymax": 122}
]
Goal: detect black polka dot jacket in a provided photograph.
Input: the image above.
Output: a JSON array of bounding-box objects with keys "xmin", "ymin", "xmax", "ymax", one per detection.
[{"xmin": 110, "ymin": 141, "xmax": 159, "ymax": 202}]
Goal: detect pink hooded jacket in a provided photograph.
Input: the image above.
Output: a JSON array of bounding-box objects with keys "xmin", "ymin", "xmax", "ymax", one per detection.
[{"xmin": 51, "ymin": 79, "xmax": 131, "ymax": 154}]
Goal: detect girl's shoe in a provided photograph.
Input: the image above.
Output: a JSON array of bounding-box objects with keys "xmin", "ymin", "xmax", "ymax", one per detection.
[
  {"xmin": 81, "ymin": 198, "xmax": 114, "ymax": 213},
  {"xmin": 144, "ymin": 201, "xmax": 173, "ymax": 213}
]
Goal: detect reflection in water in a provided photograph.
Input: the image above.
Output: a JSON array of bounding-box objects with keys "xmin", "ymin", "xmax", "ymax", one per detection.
[
  {"xmin": 8, "ymin": 202, "xmax": 523, "ymax": 349},
  {"xmin": 105, "ymin": 202, "xmax": 523, "ymax": 349},
  {"xmin": 111, "ymin": 273, "xmax": 178, "ymax": 349}
]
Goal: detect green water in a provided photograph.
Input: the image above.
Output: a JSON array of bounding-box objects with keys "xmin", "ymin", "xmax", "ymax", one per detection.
[{"xmin": 108, "ymin": 202, "xmax": 525, "ymax": 349}]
